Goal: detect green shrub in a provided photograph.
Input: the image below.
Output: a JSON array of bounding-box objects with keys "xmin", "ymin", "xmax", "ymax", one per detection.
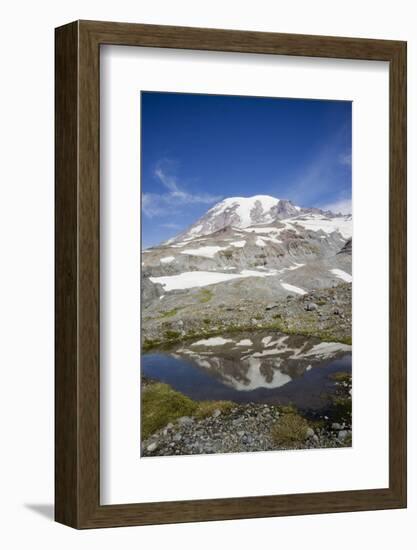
[
  {"xmin": 271, "ymin": 413, "xmax": 310, "ymax": 447},
  {"xmin": 160, "ymin": 308, "xmax": 182, "ymax": 318},
  {"xmin": 198, "ymin": 289, "xmax": 213, "ymax": 303}
]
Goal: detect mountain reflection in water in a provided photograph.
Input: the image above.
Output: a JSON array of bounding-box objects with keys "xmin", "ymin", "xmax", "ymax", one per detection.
[{"xmin": 142, "ymin": 331, "xmax": 352, "ymax": 410}]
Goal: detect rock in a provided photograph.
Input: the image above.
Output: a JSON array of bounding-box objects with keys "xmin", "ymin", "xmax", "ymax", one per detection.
[
  {"xmin": 312, "ymin": 434, "xmax": 319, "ymax": 443},
  {"xmin": 212, "ymin": 409, "xmax": 221, "ymax": 418},
  {"xmin": 331, "ymin": 422, "xmax": 342, "ymax": 430},
  {"xmin": 338, "ymin": 430, "xmax": 349, "ymax": 441},
  {"xmin": 265, "ymin": 303, "xmax": 278, "ymax": 310},
  {"xmin": 147, "ymin": 442, "xmax": 158, "ymax": 452},
  {"xmin": 178, "ymin": 416, "xmax": 194, "ymax": 426},
  {"xmin": 305, "ymin": 427, "xmax": 315, "ymax": 438},
  {"xmin": 333, "ymin": 308, "xmax": 340, "ymax": 315},
  {"xmin": 173, "ymin": 433, "xmax": 182, "ymax": 442},
  {"xmin": 166, "ymin": 423, "xmax": 174, "ymax": 430},
  {"xmin": 305, "ymin": 302, "xmax": 318, "ymax": 311}
]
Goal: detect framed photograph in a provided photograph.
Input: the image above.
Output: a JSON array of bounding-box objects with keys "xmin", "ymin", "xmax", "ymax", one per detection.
[{"xmin": 55, "ymin": 20, "xmax": 406, "ymax": 528}]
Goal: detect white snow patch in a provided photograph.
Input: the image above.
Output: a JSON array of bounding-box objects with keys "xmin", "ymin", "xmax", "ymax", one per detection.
[
  {"xmin": 245, "ymin": 222, "xmax": 298, "ymax": 238},
  {"xmin": 261, "ymin": 236, "xmax": 283, "ymax": 245},
  {"xmin": 281, "ymin": 282, "xmax": 307, "ymax": 295},
  {"xmin": 191, "ymin": 337, "xmax": 233, "ymax": 347},
  {"xmin": 150, "ymin": 269, "xmax": 278, "ymax": 291},
  {"xmin": 302, "ymin": 342, "xmax": 352, "ymax": 358},
  {"xmin": 247, "ymin": 227, "xmax": 279, "ymax": 234},
  {"xmin": 240, "ymin": 269, "xmax": 277, "ymax": 277},
  {"xmin": 209, "ymin": 196, "xmax": 281, "ymax": 228},
  {"xmin": 230, "ymin": 240, "xmax": 246, "ymax": 248},
  {"xmin": 189, "ymin": 224, "xmax": 203, "ymax": 235},
  {"xmin": 291, "ymin": 214, "xmax": 352, "ymax": 239},
  {"xmin": 195, "ymin": 359, "xmax": 212, "ymax": 368},
  {"xmin": 236, "ymin": 339, "xmax": 253, "ymax": 346},
  {"xmin": 180, "ymin": 245, "xmax": 228, "ymax": 258},
  {"xmin": 330, "ymin": 268, "xmax": 352, "ymax": 283},
  {"xmin": 256, "ymin": 237, "xmax": 266, "ymax": 247},
  {"xmin": 287, "ymin": 263, "xmax": 305, "ymax": 271},
  {"xmin": 262, "ymin": 336, "xmax": 272, "ymax": 346},
  {"xmin": 252, "ymin": 349, "xmax": 285, "ymax": 357},
  {"xmin": 306, "ymin": 365, "xmax": 312, "ymax": 371},
  {"xmin": 160, "ymin": 256, "xmax": 175, "ymax": 264}
]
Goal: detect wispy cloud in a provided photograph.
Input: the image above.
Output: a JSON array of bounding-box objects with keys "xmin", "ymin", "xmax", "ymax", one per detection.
[
  {"xmin": 161, "ymin": 222, "xmax": 181, "ymax": 229},
  {"xmin": 275, "ymin": 128, "xmax": 351, "ymax": 208},
  {"xmin": 142, "ymin": 162, "xmax": 222, "ymax": 218}
]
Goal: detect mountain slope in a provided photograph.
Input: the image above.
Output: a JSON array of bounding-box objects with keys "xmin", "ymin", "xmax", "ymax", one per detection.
[
  {"xmin": 170, "ymin": 195, "xmax": 339, "ymax": 243},
  {"xmin": 141, "ymin": 195, "xmax": 352, "ymax": 347}
]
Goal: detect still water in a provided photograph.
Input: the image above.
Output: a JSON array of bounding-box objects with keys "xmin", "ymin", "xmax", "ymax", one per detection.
[{"xmin": 142, "ymin": 331, "xmax": 351, "ymax": 411}]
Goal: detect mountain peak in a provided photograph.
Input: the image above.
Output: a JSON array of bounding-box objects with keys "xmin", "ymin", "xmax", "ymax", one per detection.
[{"xmin": 171, "ymin": 195, "xmax": 304, "ymax": 242}]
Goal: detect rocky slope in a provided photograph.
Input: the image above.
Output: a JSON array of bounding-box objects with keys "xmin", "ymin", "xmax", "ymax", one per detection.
[{"xmin": 142, "ymin": 195, "xmax": 352, "ymax": 345}]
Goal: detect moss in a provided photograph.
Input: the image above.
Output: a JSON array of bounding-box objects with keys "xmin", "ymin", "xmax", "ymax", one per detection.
[
  {"xmin": 195, "ymin": 400, "xmax": 234, "ymax": 419},
  {"xmin": 141, "ymin": 383, "xmax": 235, "ymax": 439},
  {"xmin": 164, "ymin": 329, "xmax": 181, "ymax": 340},
  {"xmin": 142, "ymin": 338, "xmax": 161, "ymax": 352},
  {"xmin": 271, "ymin": 413, "xmax": 310, "ymax": 448},
  {"xmin": 160, "ymin": 308, "xmax": 182, "ymax": 319},
  {"xmin": 141, "ymin": 383, "xmax": 198, "ymax": 439},
  {"xmin": 198, "ymin": 289, "xmax": 213, "ymax": 303},
  {"xmin": 142, "ymin": 313, "xmax": 352, "ymax": 352}
]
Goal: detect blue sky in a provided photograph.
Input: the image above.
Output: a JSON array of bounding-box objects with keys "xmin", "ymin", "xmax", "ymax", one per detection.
[{"xmin": 141, "ymin": 92, "xmax": 351, "ymax": 248}]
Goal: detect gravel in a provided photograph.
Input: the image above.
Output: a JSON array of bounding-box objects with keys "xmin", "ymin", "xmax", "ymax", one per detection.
[{"xmin": 142, "ymin": 402, "xmax": 352, "ymax": 457}]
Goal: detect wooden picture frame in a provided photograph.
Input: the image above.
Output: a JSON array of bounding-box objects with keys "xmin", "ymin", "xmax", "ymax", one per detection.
[{"xmin": 55, "ymin": 20, "xmax": 407, "ymax": 528}]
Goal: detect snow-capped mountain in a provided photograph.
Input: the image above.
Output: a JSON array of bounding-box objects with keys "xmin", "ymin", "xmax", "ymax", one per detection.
[
  {"xmin": 170, "ymin": 195, "xmax": 341, "ymax": 243},
  {"xmin": 142, "ymin": 195, "xmax": 352, "ymax": 308},
  {"xmin": 141, "ymin": 195, "xmax": 352, "ymax": 355}
]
